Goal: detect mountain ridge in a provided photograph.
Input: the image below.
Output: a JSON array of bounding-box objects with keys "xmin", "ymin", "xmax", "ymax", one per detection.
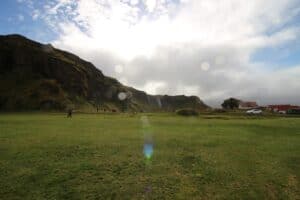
[{"xmin": 0, "ymin": 34, "xmax": 209, "ymax": 112}]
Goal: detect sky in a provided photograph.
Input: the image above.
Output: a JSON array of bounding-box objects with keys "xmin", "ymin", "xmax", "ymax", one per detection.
[{"xmin": 1, "ymin": 0, "xmax": 300, "ymax": 107}]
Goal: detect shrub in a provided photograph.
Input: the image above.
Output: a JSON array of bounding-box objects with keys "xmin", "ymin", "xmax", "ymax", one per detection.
[
  {"xmin": 287, "ymin": 109, "xmax": 300, "ymax": 114},
  {"xmin": 213, "ymin": 108, "xmax": 227, "ymax": 113},
  {"xmin": 221, "ymin": 98, "xmax": 240, "ymax": 109},
  {"xmin": 176, "ymin": 108, "xmax": 199, "ymax": 116}
]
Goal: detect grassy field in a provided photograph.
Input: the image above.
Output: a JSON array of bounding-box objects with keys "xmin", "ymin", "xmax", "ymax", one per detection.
[{"xmin": 0, "ymin": 113, "xmax": 299, "ymax": 199}]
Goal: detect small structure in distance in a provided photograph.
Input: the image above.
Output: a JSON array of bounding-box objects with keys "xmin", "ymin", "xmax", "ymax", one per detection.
[
  {"xmin": 267, "ymin": 105, "xmax": 300, "ymax": 114},
  {"xmin": 239, "ymin": 101, "xmax": 258, "ymax": 110}
]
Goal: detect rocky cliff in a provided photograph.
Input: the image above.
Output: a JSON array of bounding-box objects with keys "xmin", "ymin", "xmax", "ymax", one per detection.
[{"xmin": 0, "ymin": 34, "xmax": 208, "ymax": 111}]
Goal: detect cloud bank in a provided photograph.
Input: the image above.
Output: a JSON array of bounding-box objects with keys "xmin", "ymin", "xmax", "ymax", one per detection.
[{"xmin": 23, "ymin": 0, "xmax": 300, "ymax": 106}]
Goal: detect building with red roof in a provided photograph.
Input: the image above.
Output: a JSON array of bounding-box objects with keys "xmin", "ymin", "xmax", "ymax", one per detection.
[{"xmin": 267, "ymin": 105, "xmax": 300, "ymax": 113}]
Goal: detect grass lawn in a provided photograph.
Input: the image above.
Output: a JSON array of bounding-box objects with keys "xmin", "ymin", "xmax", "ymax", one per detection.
[{"xmin": 0, "ymin": 113, "xmax": 299, "ymax": 199}]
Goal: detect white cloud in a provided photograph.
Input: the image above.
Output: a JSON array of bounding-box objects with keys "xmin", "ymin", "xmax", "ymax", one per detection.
[
  {"xmin": 139, "ymin": 81, "xmax": 167, "ymax": 95},
  {"xmin": 43, "ymin": 0, "xmax": 299, "ymax": 61},
  {"xmin": 144, "ymin": 0, "xmax": 157, "ymax": 12},
  {"xmin": 130, "ymin": 0, "xmax": 139, "ymax": 6},
  {"xmin": 32, "ymin": 9, "xmax": 40, "ymax": 20},
  {"xmin": 26, "ymin": 0, "xmax": 300, "ymax": 106},
  {"xmin": 17, "ymin": 14, "xmax": 24, "ymax": 21}
]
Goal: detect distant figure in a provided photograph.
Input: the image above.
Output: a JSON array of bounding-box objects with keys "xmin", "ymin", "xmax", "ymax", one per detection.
[{"xmin": 67, "ymin": 109, "xmax": 73, "ymax": 118}]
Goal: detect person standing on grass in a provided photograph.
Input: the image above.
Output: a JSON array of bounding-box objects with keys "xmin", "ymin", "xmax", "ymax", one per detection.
[{"xmin": 67, "ymin": 109, "xmax": 73, "ymax": 118}]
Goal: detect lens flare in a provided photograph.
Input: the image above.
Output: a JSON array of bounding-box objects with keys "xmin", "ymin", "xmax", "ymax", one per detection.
[
  {"xmin": 118, "ymin": 92, "xmax": 127, "ymax": 101},
  {"xmin": 141, "ymin": 116, "xmax": 154, "ymax": 161},
  {"xmin": 144, "ymin": 143, "xmax": 153, "ymax": 160}
]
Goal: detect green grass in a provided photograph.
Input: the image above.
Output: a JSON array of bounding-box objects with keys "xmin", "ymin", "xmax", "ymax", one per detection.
[{"xmin": 0, "ymin": 113, "xmax": 299, "ymax": 199}]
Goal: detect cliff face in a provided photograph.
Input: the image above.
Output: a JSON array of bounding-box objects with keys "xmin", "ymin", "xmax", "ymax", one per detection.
[{"xmin": 0, "ymin": 34, "xmax": 209, "ymax": 111}]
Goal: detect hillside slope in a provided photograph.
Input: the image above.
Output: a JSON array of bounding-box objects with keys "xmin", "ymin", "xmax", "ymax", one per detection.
[{"xmin": 0, "ymin": 34, "xmax": 208, "ymax": 111}]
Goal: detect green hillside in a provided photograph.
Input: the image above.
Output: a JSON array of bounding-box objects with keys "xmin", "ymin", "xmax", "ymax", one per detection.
[{"xmin": 0, "ymin": 34, "xmax": 208, "ymax": 112}]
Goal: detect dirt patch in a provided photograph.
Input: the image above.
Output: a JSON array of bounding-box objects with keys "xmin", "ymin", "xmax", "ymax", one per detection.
[
  {"xmin": 288, "ymin": 175, "xmax": 298, "ymax": 188},
  {"xmin": 284, "ymin": 174, "xmax": 300, "ymax": 199},
  {"xmin": 265, "ymin": 183, "xmax": 278, "ymax": 200}
]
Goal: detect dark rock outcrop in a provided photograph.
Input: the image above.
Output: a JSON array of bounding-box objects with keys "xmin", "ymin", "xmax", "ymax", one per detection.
[{"xmin": 0, "ymin": 34, "xmax": 209, "ymax": 111}]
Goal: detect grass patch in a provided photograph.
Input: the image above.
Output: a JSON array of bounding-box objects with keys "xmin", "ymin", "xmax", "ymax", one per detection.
[{"xmin": 0, "ymin": 113, "xmax": 300, "ymax": 199}]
